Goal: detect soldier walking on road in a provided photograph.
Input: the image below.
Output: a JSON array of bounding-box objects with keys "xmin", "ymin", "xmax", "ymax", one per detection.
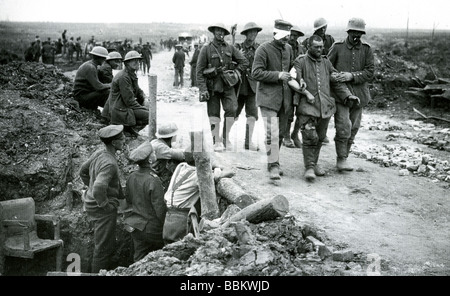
[
  {"xmin": 172, "ymin": 44, "xmax": 185, "ymax": 87},
  {"xmin": 234, "ymin": 22, "xmax": 262, "ymax": 151},
  {"xmin": 196, "ymin": 23, "xmax": 248, "ymax": 151},
  {"xmin": 252, "ymin": 19, "xmax": 294, "ymax": 180},
  {"xmin": 292, "ymin": 35, "xmax": 358, "ymax": 182},
  {"xmin": 328, "ymin": 18, "xmax": 374, "ymax": 172}
]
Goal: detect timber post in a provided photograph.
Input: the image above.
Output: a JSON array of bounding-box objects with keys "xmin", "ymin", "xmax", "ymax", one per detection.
[{"xmin": 148, "ymin": 74, "xmax": 157, "ymax": 140}]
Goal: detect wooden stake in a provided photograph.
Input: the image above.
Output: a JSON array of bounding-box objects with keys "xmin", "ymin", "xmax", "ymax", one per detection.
[{"xmin": 148, "ymin": 74, "xmax": 157, "ymax": 140}]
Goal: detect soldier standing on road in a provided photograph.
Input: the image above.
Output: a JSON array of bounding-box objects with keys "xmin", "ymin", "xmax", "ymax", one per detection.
[
  {"xmin": 73, "ymin": 46, "xmax": 111, "ymax": 110},
  {"xmin": 141, "ymin": 42, "xmax": 153, "ymax": 75},
  {"xmin": 252, "ymin": 19, "xmax": 294, "ymax": 180},
  {"xmin": 292, "ymin": 35, "xmax": 358, "ymax": 182},
  {"xmin": 189, "ymin": 43, "xmax": 200, "ymax": 87},
  {"xmin": 196, "ymin": 23, "xmax": 248, "ymax": 151},
  {"xmin": 234, "ymin": 22, "xmax": 262, "ymax": 151},
  {"xmin": 79, "ymin": 124, "xmax": 126, "ymax": 273},
  {"xmin": 97, "ymin": 51, "xmax": 123, "ymax": 84},
  {"xmin": 303, "ymin": 18, "xmax": 336, "ymax": 145},
  {"xmin": 328, "ymin": 18, "xmax": 374, "ymax": 172},
  {"xmin": 124, "ymin": 141, "xmax": 167, "ymax": 262},
  {"xmin": 172, "ymin": 44, "xmax": 185, "ymax": 88},
  {"xmin": 283, "ymin": 25, "xmax": 306, "ymax": 149}
]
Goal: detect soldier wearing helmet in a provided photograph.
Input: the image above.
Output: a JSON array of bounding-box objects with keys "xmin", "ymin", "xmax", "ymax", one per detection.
[
  {"xmin": 73, "ymin": 46, "xmax": 111, "ymax": 110},
  {"xmin": 328, "ymin": 17, "xmax": 374, "ymax": 172},
  {"xmin": 302, "ymin": 18, "xmax": 335, "ymax": 56},
  {"xmin": 233, "ymin": 22, "xmax": 263, "ymax": 151},
  {"xmin": 150, "ymin": 122, "xmax": 186, "ymax": 192},
  {"xmin": 172, "ymin": 44, "xmax": 186, "ymax": 87},
  {"xmin": 98, "ymin": 51, "xmax": 123, "ymax": 84},
  {"xmin": 102, "ymin": 50, "xmax": 149, "ymax": 136},
  {"xmin": 196, "ymin": 22, "xmax": 249, "ymax": 151}
]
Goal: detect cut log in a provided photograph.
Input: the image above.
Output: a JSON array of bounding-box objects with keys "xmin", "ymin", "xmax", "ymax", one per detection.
[
  {"xmin": 405, "ymin": 90, "xmax": 428, "ymax": 99},
  {"xmin": 234, "ymin": 221, "xmax": 256, "ymax": 245},
  {"xmin": 437, "ymin": 77, "xmax": 450, "ymax": 84},
  {"xmin": 222, "ymin": 194, "xmax": 289, "ymax": 226},
  {"xmin": 431, "ymin": 90, "xmax": 450, "ymax": 100},
  {"xmin": 190, "ymin": 131, "xmax": 220, "ymax": 220},
  {"xmin": 216, "ymin": 178, "xmax": 257, "ymax": 209}
]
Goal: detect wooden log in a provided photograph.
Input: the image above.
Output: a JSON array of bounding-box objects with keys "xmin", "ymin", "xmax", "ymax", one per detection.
[
  {"xmin": 223, "ymin": 195, "xmax": 289, "ymax": 226},
  {"xmin": 424, "ymin": 84, "xmax": 450, "ymax": 91},
  {"xmin": 234, "ymin": 221, "xmax": 256, "ymax": 245},
  {"xmin": 190, "ymin": 131, "xmax": 220, "ymax": 220},
  {"xmin": 437, "ymin": 77, "xmax": 450, "ymax": 84},
  {"xmin": 216, "ymin": 178, "xmax": 257, "ymax": 209}
]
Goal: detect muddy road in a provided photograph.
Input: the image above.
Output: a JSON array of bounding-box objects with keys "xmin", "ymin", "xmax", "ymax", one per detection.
[{"xmin": 133, "ymin": 49, "xmax": 449, "ymax": 276}]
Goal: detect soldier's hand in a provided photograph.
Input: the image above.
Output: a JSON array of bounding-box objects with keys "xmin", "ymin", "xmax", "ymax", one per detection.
[
  {"xmin": 200, "ymin": 91, "xmax": 209, "ymax": 101},
  {"xmin": 348, "ymin": 95, "xmax": 360, "ymax": 106},
  {"xmin": 335, "ymin": 72, "xmax": 353, "ymax": 82},
  {"xmin": 278, "ymin": 71, "xmax": 291, "ymax": 82},
  {"xmin": 306, "ymin": 92, "xmax": 315, "ymax": 104},
  {"xmin": 299, "ymin": 78, "xmax": 307, "ymax": 90}
]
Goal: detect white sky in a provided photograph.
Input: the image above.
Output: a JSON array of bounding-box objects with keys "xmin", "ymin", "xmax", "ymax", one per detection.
[{"xmin": 0, "ymin": 0, "xmax": 449, "ymax": 30}]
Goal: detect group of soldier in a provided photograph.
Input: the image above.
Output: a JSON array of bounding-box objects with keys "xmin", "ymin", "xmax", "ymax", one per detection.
[{"xmin": 75, "ymin": 16, "xmax": 373, "ymax": 272}]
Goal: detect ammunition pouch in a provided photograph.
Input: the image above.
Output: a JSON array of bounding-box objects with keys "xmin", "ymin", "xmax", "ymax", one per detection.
[
  {"xmin": 221, "ymin": 70, "xmax": 241, "ymax": 88},
  {"xmin": 203, "ymin": 67, "xmax": 219, "ymax": 79}
]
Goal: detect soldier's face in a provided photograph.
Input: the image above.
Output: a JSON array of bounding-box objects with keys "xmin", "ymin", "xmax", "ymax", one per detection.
[
  {"xmin": 214, "ymin": 28, "xmax": 225, "ymax": 42},
  {"xmin": 309, "ymin": 40, "xmax": 324, "ymax": 59},
  {"xmin": 245, "ymin": 29, "xmax": 259, "ymax": 42},
  {"xmin": 348, "ymin": 30, "xmax": 364, "ymax": 44}
]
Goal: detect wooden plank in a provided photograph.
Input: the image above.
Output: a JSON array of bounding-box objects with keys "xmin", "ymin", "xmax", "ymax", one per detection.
[{"xmin": 437, "ymin": 77, "xmax": 450, "ymax": 84}]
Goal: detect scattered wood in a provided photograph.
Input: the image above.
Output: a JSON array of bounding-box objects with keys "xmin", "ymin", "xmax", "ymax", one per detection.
[
  {"xmin": 222, "ymin": 194, "xmax": 289, "ymax": 227},
  {"xmin": 413, "ymin": 108, "xmax": 450, "ymax": 123},
  {"xmin": 216, "ymin": 178, "xmax": 257, "ymax": 209}
]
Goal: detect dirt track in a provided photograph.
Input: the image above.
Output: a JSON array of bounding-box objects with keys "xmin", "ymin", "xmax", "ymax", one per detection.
[{"xmin": 139, "ymin": 49, "xmax": 450, "ymax": 275}]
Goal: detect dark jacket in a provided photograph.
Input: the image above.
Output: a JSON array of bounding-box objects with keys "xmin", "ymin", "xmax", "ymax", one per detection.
[
  {"xmin": 104, "ymin": 67, "xmax": 147, "ymax": 126},
  {"xmin": 235, "ymin": 40, "xmax": 260, "ymax": 95},
  {"xmin": 73, "ymin": 60, "xmax": 110, "ymax": 97},
  {"xmin": 172, "ymin": 50, "xmax": 185, "ymax": 69},
  {"xmin": 196, "ymin": 39, "xmax": 248, "ymax": 93},
  {"xmin": 125, "ymin": 167, "xmax": 166, "ymax": 237},
  {"xmin": 327, "ymin": 37, "xmax": 374, "ymax": 107},
  {"xmin": 252, "ymin": 40, "xmax": 294, "ymax": 114},
  {"xmin": 79, "ymin": 148, "xmax": 123, "ymax": 210},
  {"xmin": 294, "ymin": 53, "xmax": 352, "ymax": 118},
  {"xmin": 97, "ymin": 61, "xmax": 114, "ymax": 84}
]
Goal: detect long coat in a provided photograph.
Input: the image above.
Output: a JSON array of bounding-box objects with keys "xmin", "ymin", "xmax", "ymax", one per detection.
[
  {"xmin": 102, "ymin": 67, "xmax": 147, "ymax": 126},
  {"xmin": 252, "ymin": 40, "xmax": 294, "ymax": 114}
]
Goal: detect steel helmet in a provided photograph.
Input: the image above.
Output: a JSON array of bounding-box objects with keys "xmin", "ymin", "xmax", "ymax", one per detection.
[
  {"xmin": 290, "ymin": 25, "xmax": 305, "ymax": 37},
  {"xmin": 240, "ymin": 22, "xmax": 262, "ymax": 35},
  {"xmin": 208, "ymin": 23, "xmax": 230, "ymax": 35},
  {"xmin": 346, "ymin": 18, "xmax": 366, "ymax": 34},
  {"xmin": 155, "ymin": 122, "xmax": 178, "ymax": 138},
  {"xmin": 89, "ymin": 46, "xmax": 108, "ymax": 58},
  {"xmin": 123, "ymin": 50, "xmax": 142, "ymax": 62},
  {"xmin": 106, "ymin": 51, "xmax": 123, "ymax": 61},
  {"xmin": 313, "ymin": 18, "xmax": 328, "ymax": 31}
]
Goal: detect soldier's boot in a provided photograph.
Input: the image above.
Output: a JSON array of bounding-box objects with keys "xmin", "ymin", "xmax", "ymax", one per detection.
[
  {"xmin": 303, "ymin": 146, "xmax": 316, "ymax": 182},
  {"xmin": 244, "ymin": 118, "xmax": 259, "ymax": 151},
  {"xmin": 282, "ymin": 122, "xmax": 295, "ymax": 148},
  {"xmin": 313, "ymin": 146, "xmax": 326, "ymax": 176},
  {"xmin": 291, "ymin": 118, "xmax": 302, "ymax": 148},
  {"xmin": 336, "ymin": 141, "xmax": 353, "ymax": 172}
]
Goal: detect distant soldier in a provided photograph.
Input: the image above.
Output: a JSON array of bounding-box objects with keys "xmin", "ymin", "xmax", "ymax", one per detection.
[
  {"xmin": 67, "ymin": 37, "xmax": 75, "ymax": 63},
  {"xmin": 172, "ymin": 44, "xmax": 185, "ymax": 87},
  {"xmin": 75, "ymin": 37, "xmax": 83, "ymax": 61},
  {"xmin": 32, "ymin": 39, "xmax": 41, "ymax": 62},
  {"xmin": 189, "ymin": 43, "xmax": 200, "ymax": 87},
  {"xmin": 141, "ymin": 42, "xmax": 153, "ymax": 75},
  {"xmin": 62, "ymin": 29, "xmax": 67, "ymax": 54},
  {"xmin": 55, "ymin": 38, "xmax": 63, "ymax": 55},
  {"xmin": 41, "ymin": 40, "xmax": 55, "ymax": 65},
  {"xmin": 24, "ymin": 42, "xmax": 35, "ymax": 62}
]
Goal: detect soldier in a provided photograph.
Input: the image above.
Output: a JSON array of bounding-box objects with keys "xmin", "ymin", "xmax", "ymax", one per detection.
[
  {"xmin": 79, "ymin": 124, "xmax": 126, "ymax": 273},
  {"xmin": 98, "ymin": 51, "xmax": 123, "ymax": 84},
  {"xmin": 196, "ymin": 23, "xmax": 248, "ymax": 151},
  {"xmin": 150, "ymin": 122, "xmax": 186, "ymax": 192},
  {"xmin": 124, "ymin": 141, "xmax": 166, "ymax": 262},
  {"xmin": 141, "ymin": 42, "xmax": 153, "ymax": 75},
  {"xmin": 62, "ymin": 29, "xmax": 67, "ymax": 55},
  {"xmin": 328, "ymin": 18, "xmax": 374, "ymax": 172},
  {"xmin": 73, "ymin": 46, "xmax": 111, "ymax": 110},
  {"xmin": 292, "ymin": 35, "xmax": 358, "ymax": 181},
  {"xmin": 102, "ymin": 51, "xmax": 148, "ymax": 136},
  {"xmin": 283, "ymin": 25, "xmax": 306, "ymax": 149},
  {"xmin": 234, "ymin": 22, "xmax": 262, "ymax": 151},
  {"xmin": 41, "ymin": 40, "xmax": 55, "ymax": 65},
  {"xmin": 189, "ymin": 43, "xmax": 200, "ymax": 87},
  {"xmin": 172, "ymin": 44, "xmax": 185, "ymax": 87},
  {"xmin": 252, "ymin": 19, "xmax": 294, "ymax": 180}
]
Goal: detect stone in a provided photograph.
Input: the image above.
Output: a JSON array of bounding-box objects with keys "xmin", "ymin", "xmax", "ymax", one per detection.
[
  {"xmin": 332, "ymin": 250, "xmax": 354, "ymax": 262},
  {"xmin": 399, "ymin": 169, "xmax": 409, "ymax": 176}
]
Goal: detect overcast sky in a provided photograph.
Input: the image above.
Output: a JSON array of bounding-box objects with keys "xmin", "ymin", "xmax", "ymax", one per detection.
[{"xmin": 0, "ymin": 0, "xmax": 449, "ymax": 30}]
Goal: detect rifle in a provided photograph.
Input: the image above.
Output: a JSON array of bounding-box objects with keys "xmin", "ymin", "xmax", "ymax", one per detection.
[{"xmin": 231, "ymin": 24, "xmax": 237, "ymax": 45}]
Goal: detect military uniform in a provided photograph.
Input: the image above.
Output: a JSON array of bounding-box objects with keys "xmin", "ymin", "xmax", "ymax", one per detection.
[
  {"xmin": 328, "ymin": 37, "xmax": 374, "ymax": 161},
  {"xmin": 73, "ymin": 60, "xmax": 110, "ymax": 110},
  {"xmin": 196, "ymin": 37, "xmax": 248, "ymax": 147},
  {"xmin": 97, "ymin": 61, "xmax": 114, "ymax": 84},
  {"xmin": 293, "ymin": 53, "xmax": 352, "ymax": 177}
]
